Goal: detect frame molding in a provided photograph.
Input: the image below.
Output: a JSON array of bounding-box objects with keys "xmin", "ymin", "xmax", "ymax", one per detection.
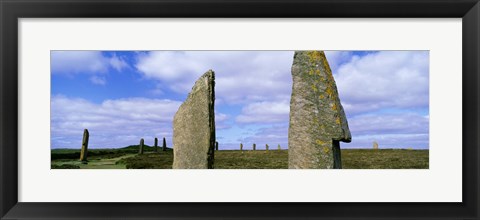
[{"xmin": 1, "ymin": 0, "xmax": 478, "ymax": 219}]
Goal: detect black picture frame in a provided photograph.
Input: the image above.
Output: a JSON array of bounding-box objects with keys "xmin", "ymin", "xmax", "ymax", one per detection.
[{"xmin": 1, "ymin": 0, "xmax": 479, "ymax": 219}]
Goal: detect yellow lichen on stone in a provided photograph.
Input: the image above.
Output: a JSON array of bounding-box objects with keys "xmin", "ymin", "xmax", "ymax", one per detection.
[
  {"xmin": 307, "ymin": 51, "xmax": 323, "ymax": 63},
  {"xmin": 322, "ymin": 146, "xmax": 330, "ymax": 154},
  {"xmin": 335, "ymin": 117, "xmax": 341, "ymax": 124},
  {"xmin": 316, "ymin": 139, "xmax": 326, "ymax": 145},
  {"xmin": 326, "ymin": 86, "xmax": 333, "ymax": 97},
  {"xmin": 319, "ymin": 94, "xmax": 325, "ymax": 99},
  {"xmin": 308, "ymin": 69, "xmax": 314, "ymax": 76},
  {"xmin": 331, "ymin": 102, "xmax": 337, "ymax": 111},
  {"xmin": 311, "ymin": 84, "xmax": 318, "ymax": 92}
]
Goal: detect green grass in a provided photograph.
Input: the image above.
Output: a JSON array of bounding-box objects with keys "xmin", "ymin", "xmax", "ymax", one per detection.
[
  {"xmin": 342, "ymin": 149, "xmax": 429, "ymax": 169},
  {"xmin": 51, "ymin": 149, "xmax": 429, "ymax": 169},
  {"xmin": 215, "ymin": 150, "xmax": 288, "ymax": 169},
  {"xmin": 51, "ymin": 145, "xmax": 170, "ymax": 161},
  {"xmin": 116, "ymin": 151, "xmax": 173, "ymax": 169},
  {"xmin": 51, "ymin": 154, "xmax": 136, "ymax": 169}
]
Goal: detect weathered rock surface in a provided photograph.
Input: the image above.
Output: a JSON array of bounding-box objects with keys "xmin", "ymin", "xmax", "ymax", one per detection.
[
  {"xmin": 288, "ymin": 51, "xmax": 351, "ymax": 169},
  {"xmin": 173, "ymin": 70, "xmax": 216, "ymax": 169},
  {"xmin": 79, "ymin": 129, "xmax": 89, "ymax": 162}
]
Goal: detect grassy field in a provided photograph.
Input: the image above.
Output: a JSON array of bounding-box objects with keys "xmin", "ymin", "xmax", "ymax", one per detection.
[{"xmin": 52, "ymin": 148, "xmax": 428, "ymax": 169}]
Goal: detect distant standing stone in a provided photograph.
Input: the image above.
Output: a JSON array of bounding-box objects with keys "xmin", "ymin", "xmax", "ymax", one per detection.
[
  {"xmin": 154, "ymin": 137, "xmax": 158, "ymax": 152},
  {"xmin": 253, "ymin": 143, "xmax": 256, "ymax": 151},
  {"xmin": 139, "ymin": 138, "xmax": 144, "ymax": 154},
  {"xmin": 79, "ymin": 129, "xmax": 89, "ymax": 162},
  {"xmin": 277, "ymin": 144, "xmax": 281, "ymax": 150},
  {"xmin": 288, "ymin": 51, "xmax": 351, "ymax": 169},
  {"xmin": 173, "ymin": 70, "xmax": 216, "ymax": 169},
  {"xmin": 215, "ymin": 141, "xmax": 219, "ymax": 151},
  {"xmin": 266, "ymin": 144, "xmax": 269, "ymax": 151},
  {"xmin": 373, "ymin": 141, "xmax": 379, "ymax": 150},
  {"xmin": 240, "ymin": 143, "xmax": 243, "ymax": 151},
  {"xmin": 162, "ymin": 137, "xmax": 167, "ymax": 151}
]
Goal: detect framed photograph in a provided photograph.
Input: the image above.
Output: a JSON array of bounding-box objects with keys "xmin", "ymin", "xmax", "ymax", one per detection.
[{"xmin": 1, "ymin": 0, "xmax": 478, "ymax": 219}]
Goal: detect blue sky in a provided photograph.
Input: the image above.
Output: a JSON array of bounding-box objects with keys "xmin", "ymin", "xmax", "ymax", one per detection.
[{"xmin": 51, "ymin": 51, "xmax": 429, "ymax": 149}]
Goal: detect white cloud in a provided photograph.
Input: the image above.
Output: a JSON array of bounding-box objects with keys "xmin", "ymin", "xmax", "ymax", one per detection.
[
  {"xmin": 333, "ymin": 51, "xmax": 429, "ymax": 116},
  {"xmin": 215, "ymin": 112, "xmax": 231, "ymax": 130},
  {"xmin": 51, "ymin": 95, "xmax": 182, "ymax": 148},
  {"xmin": 51, "ymin": 51, "xmax": 130, "ymax": 85},
  {"xmin": 216, "ymin": 113, "xmax": 228, "ymax": 121},
  {"xmin": 109, "ymin": 54, "xmax": 129, "ymax": 72},
  {"xmin": 345, "ymin": 112, "xmax": 429, "ymax": 148},
  {"xmin": 135, "ymin": 51, "xmax": 203, "ymax": 82},
  {"xmin": 51, "ymin": 51, "xmax": 109, "ymax": 74},
  {"xmin": 89, "ymin": 76, "xmax": 106, "ymax": 85},
  {"xmin": 135, "ymin": 51, "xmax": 294, "ymax": 104},
  {"xmin": 235, "ymin": 100, "xmax": 290, "ymax": 124},
  {"xmin": 348, "ymin": 113, "xmax": 429, "ymax": 136}
]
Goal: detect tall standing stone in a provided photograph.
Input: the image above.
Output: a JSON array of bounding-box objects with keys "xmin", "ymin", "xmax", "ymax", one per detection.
[
  {"xmin": 240, "ymin": 143, "xmax": 243, "ymax": 151},
  {"xmin": 215, "ymin": 141, "xmax": 219, "ymax": 151},
  {"xmin": 79, "ymin": 129, "xmax": 89, "ymax": 162},
  {"xmin": 266, "ymin": 144, "xmax": 269, "ymax": 151},
  {"xmin": 162, "ymin": 137, "xmax": 167, "ymax": 151},
  {"xmin": 373, "ymin": 141, "xmax": 379, "ymax": 150},
  {"xmin": 277, "ymin": 144, "xmax": 281, "ymax": 150},
  {"xmin": 154, "ymin": 137, "xmax": 158, "ymax": 152},
  {"xmin": 253, "ymin": 143, "xmax": 256, "ymax": 151},
  {"xmin": 288, "ymin": 51, "xmax": 351, "ymax": 169},
  {"xmin": 139, "ymin": 138, "xmax": 144, "ymax": 154},
  {"xmin": 173, "ymin": 70, "xmax": 216, "ymax": 169}
]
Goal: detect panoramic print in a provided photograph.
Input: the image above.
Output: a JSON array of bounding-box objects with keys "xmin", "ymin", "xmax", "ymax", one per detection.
[{"xmin": 51, "ymin": 50, "xmax": 429, "ymax": 169}]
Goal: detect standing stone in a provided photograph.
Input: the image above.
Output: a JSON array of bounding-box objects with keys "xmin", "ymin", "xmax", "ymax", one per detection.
[
  {"xmin": 240, "ymin": 143, "xmax": 243, "ymax": 151},
  {"xmin": 288, "ymin": 51, "xmax": 351, "ymax": 169},
  {"xmin": 79, "ymin": 129, "xmax": 89, "ymax": 162},
  {"xmin": 139, "ymin": 138, "xmax": 144, "ymax": 154},
  {"xmin": 266, "ymin": 144, "xmax": 269, "ymax": 151},
  {"xmin": 278, "ymin": 144, "xmax": 281, "ymax": 150},
  {"xmin": 373, "ymin": 141, "xmax": 379, "ymax": 150},
  {"xmin": 162, "ymin": 137, "xmax": 167, "ymax": 151},
  {"xmin": 215, "ymin": 141, "xmax": 219, "ymax": 151},
  {"xmin": 154, "ymin": 137, "xmax": 158, "ymax": 152},
  {"xmin": 253, "ymin": 143, "xmax": 256, "ymax": 151},
  {"xmin": 173, "ymin": 70, "xmax": 216, "ymax": 169}
]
